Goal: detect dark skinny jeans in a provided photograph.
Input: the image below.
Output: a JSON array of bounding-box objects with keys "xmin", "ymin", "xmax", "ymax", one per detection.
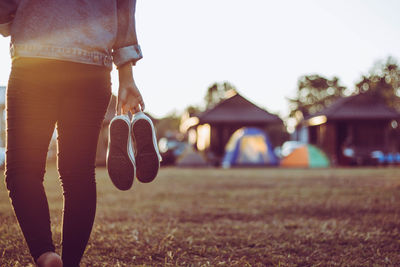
[{"xmin": 5, "ymin": 58, "xmax": 111, "ymax": 266}]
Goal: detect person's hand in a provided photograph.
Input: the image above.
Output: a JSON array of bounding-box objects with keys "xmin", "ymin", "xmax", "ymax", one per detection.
[{"xmin": 116, "ymin": 62, "xmax": 145, "ymax": 115}]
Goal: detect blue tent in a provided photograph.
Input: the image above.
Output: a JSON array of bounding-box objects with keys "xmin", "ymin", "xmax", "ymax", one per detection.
[{"xmin": 222, "ymin": 127, "xmax": 279, "ymax": 167}]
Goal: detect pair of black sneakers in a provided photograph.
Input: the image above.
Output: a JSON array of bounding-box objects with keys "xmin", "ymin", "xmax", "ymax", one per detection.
[{"xmin": 106, "ymin": 112, "xmax": 162, "ymax": 190}]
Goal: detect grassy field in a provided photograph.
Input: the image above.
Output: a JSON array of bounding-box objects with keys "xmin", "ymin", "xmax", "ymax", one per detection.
[{"xmin": 0, "ymin": 165, "xmax": 400, "ymax": 266}]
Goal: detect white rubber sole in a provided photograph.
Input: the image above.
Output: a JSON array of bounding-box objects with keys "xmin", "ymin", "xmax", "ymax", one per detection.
[
  {"xmin": 131, "ymin": 112, "xmax": 161, "ymax": 183},
  {"xmin": 107, "ymin": 115, "xmax": 136, "ymax": 190}
]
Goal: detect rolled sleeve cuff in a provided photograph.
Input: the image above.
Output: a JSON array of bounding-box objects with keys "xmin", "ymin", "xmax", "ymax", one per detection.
[
  {"xmin": 113, "ymin": 44, "xmax": 143, "ymax": 68},
  {"xmin": 0, "ymin": 21, "xmax": 12, "ymax": 37}
]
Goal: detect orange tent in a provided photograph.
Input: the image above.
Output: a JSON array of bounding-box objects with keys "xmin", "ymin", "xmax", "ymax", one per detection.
[{"xmin": 280, "ymin": 144, "xmax": 330, "ymax": 168}]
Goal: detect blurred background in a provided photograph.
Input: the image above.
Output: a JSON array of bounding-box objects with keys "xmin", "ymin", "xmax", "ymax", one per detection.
[{"xmin": 0, "ymin": 0, "xmax": 399, "ymax": 168}]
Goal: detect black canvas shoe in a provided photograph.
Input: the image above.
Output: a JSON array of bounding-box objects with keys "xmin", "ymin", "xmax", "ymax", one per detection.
[
  {"xmin": 131, "ymin": 112, "xmax": 162, "ymax": 183},
  {"xmin": 107, "ymin": 115, "xmax": 136, "ymax": 190}
]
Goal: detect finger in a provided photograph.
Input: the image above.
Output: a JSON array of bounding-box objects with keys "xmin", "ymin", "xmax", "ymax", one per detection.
[
  {"xmin": 131, "ymin": 104, "xmax": 140, "ymax": 114},
  {"xmin": 117, "ymin": 89, "xmax": 128, "ymax": 115},
  {"xmin": 140, "ymin": 100, "xmax": 145, "ymax": 111},
  {"xmin": 122, "ymin": 103, "xmax": 129, "ymax": 115},
  {"xmin": 135, "ymin": 94, "xmax": 145, "ymax": 111},
  {"xmin": 116, "ymin": 99, "xmax": 122, "ymax": 115},
  {"xmin": 123, "ymin": 96, "xmax": 133, "ymax": 113},
  {"xmin": 128, "ymin": 95, "xmax": 140, "ymax": 113}
]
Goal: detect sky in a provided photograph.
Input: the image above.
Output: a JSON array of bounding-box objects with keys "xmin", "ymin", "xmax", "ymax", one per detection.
[{"xmin": 1, "ymin": 0, "xmax": 400, "ymax": 120}]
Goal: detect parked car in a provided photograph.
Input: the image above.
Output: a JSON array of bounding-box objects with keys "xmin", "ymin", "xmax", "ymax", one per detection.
[
  {"xmin": 158, "ymin": 137, "xmax": 187, "ymax": 166},
  {"xmin": 371, "ymin": 150, "xmax": 400, "ymax": 165},
  {"xmin": 342, "ymin": 146, "xmax": 387, "ymax": 166}
]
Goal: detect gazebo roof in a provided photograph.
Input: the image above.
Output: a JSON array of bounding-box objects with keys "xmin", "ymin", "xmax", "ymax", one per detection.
[
  {"xmin": 198, "ymin": 93, "xmax": 282, "ymax": 124},
  {"xmin": 308, "ymin": 93, "xmax": 400, "ymax": 121}
]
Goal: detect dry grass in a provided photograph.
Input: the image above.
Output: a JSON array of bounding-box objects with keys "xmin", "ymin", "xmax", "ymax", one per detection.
[{"xmin": 1, "ymin": 165, "xmax": 400, "ymax": 266}]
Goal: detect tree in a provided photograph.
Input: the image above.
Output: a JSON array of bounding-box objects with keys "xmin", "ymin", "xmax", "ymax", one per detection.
[
  {"xmin": 154, "ymin": 111, "xmax": 181, "ymax": 140},
  {"xmin": 185, "ymin": 105, "xmax": 202, "ymax": 117},
  {"xmin": 204, "ymin": 82, "xmax": 237, "ymax": 109},
  {"xmin": 355, "ymin": 56, "xmax": 400, "ymax": 110},
  {"xmin": 288, "ymin": 74, "xmax": 347, "ymax": 118}
]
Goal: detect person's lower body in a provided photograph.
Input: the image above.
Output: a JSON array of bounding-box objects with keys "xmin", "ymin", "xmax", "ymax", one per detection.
[{"xmin": 5, "ymin": 58, "xmax": 111, "ymax": 266}]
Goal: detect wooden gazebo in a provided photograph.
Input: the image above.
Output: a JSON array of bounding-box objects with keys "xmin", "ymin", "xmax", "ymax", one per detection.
[
  {"xmin": 303, "ymin": 92, "xmax": 400, "ymax": 165},
  {"xmin": 190, "ymin": 93, "xmax": 282, "ymax": 163}
]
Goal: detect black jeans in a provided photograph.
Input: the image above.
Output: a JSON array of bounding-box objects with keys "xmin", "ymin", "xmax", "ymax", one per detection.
[{"xmin": 5, "ymin": 58, "xmax": 111, "ymax": 266}]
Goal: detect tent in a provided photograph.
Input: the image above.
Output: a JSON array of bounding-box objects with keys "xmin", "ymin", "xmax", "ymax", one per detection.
[
  {"xmin": 176, "ymin": 145, "xmax": 209, "ymax": 167},
  {"xmin": 222, "ymin": 127, "xmax": 279, "ymax": 167},
  {"xmin": 280, "ymin": 144, "xmax": 330, "ymax": 168}
]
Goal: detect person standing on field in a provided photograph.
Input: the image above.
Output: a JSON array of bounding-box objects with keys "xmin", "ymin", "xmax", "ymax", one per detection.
[{"xmin": 0, "ymin": 0, "xmax": 151, "ymax": 266}]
